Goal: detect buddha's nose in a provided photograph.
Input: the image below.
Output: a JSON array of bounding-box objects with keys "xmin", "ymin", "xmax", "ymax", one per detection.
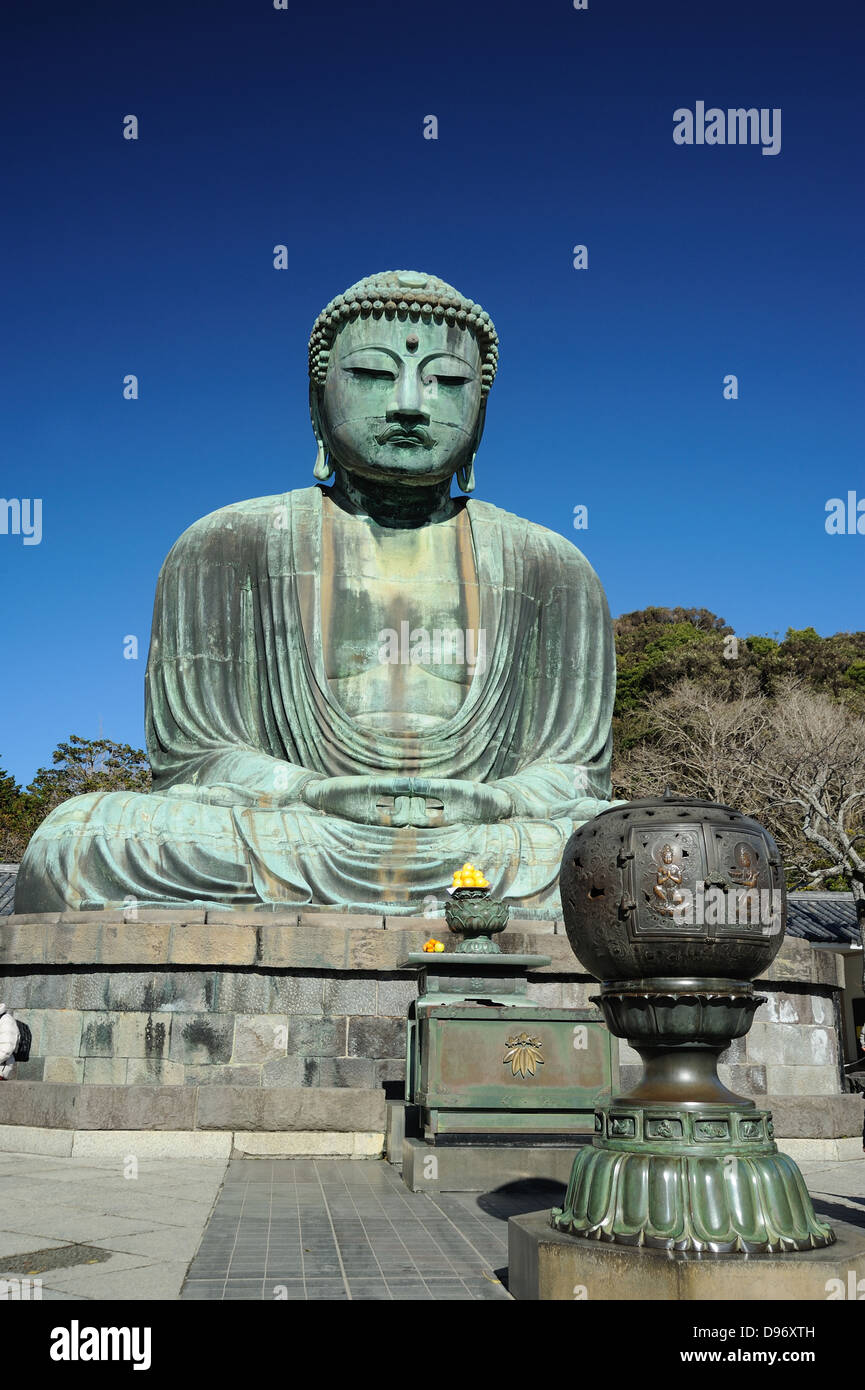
[{"xmin": 387, "ymin": 372, "xmax": 430, "ymax": 425}]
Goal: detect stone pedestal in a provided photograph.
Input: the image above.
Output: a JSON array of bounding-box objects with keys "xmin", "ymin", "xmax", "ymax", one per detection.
[
  {"xmin": 509, "ymin": 1209, "xmax": 865, "ymax": 1300},
  {"xmin": 0, "ymin": 910, "xmax": 854, "ymax": 1156},
  {"xmin": 0, "ymin": 909, "xmax": 570, "ymax": 1153}
]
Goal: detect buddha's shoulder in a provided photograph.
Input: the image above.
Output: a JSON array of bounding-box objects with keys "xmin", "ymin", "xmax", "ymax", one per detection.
[
  {"xmin": 163, "ymin": 489, "xmax": 317, "ymax": 558},
  {"xmin": 467, "ymin": 499, "xmax": 602, "ymax": 585}
]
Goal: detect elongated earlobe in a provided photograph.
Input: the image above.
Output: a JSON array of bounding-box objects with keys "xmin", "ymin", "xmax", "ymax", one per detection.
[
  {"xmin": 313, "ymin": 440, "xmax": 334, "ymax": 481},
  {"xmin": 310, "ymin": 385, "xmax": 334, "ymax": 481},
  {"xmin": 456, "ymin": 459, "xmax": 476, "ymax": 494},
  {"xmin": 457, "ymin": 400, "xmax": 486, "ymax": 494}
]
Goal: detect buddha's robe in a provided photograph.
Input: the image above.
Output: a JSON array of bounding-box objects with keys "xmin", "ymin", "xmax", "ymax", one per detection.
[{"xmin": 15, "ymin": 486, "xmax": 616, "ymax": 915}]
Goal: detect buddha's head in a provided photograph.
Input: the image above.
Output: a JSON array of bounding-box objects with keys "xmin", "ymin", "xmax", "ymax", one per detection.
[{"xmin": 308, "ymin": 271, "xmax": 498, "ymax": 494}]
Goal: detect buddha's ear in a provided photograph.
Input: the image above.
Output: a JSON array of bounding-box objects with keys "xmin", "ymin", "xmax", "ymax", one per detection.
[
  {"xmin": 309, "ymin": 383, "xmax": 334, "ymax": 481},
  {"xmin": 457, "ymin": 398, "xmax": 487, "ymax": 495},
  {"xmin": 470, "ymin": 397, "xmax": 488, "ymax": 461}
]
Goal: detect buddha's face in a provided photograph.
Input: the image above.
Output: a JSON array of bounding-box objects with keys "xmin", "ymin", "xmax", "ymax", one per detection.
[{"xmin": 318, "ymin": 313, "xmax": 484, "ymax": 486}]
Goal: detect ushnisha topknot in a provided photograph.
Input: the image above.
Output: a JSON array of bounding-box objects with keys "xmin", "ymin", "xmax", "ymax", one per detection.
[{"xmin": 308, "ymin": 270, "xmax": 499, "ymax": 396}]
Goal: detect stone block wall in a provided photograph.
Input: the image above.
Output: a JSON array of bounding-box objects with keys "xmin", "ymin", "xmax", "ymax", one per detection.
[
  {"xmin": 0, "ymin": 909, "xmax": 571, "ymax": 1092},
  {"xmin": 4, "ymin": 977, "xmax": 605, "ymax": 1091},
  {"xmin": 2, "ymin": 967, "xmax": 417, "ymax": 1089},
  {"xmin": 0, "ymin": 912, "xmax": 847, "ymax": 1114}
]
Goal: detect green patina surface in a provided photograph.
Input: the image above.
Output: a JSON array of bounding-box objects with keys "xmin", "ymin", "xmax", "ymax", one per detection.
[
  {"xmin": 552, "ymin": 1106, "xmax": 835, "ymax": 1252},
  {"xmin": 399, "ymin": 950, "xmax": 552, "ymax": 1008},
  {"xmin": 16, "ymin": 271, "xmax": 616, "ymax": 917},
  {"xmin": 407, "ymin": 1005, "xmax": 613, "ymax": 1139}
]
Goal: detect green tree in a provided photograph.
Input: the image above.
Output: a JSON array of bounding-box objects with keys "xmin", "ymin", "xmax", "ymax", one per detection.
[
  {"xmin": 613, "ymin": 608, "xmax": 865, "ymax": 726},
  {"xmin": 612, "ymin": 677, "xmax": 865, "ymax": 982},
  {"xmin": 0, "ymin": 763, "xmax": 30, "ymax": 862},
  {"xmin": 26, "ymin": 735, "xmax": 151, "ymax": 814},
  {"xmin": 0, "ymin": 737, "xmax": 151, "ymax": 861},
  {"xmin": 614, "ymin": 607, "xmax": 733, "ymax": 715}
]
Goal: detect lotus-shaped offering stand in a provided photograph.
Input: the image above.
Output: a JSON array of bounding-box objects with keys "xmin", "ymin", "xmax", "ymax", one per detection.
[
  {"xmin": 551, "ymin": 791, "xmax": 835, "ymax": 1254},
  {"xmin": 445, "ymin": 887, "xmax": 510, "ymax": 954}
]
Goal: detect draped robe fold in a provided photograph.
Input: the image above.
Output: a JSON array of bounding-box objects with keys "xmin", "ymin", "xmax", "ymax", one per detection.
[{"xmin": 15, "ymin": 487, "xmax": 616, "ymax": 915}]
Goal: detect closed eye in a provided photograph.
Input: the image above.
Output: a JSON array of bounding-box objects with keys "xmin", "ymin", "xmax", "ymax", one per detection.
[
  {"xmin": 345, "ymin": 367, "xmax": 396, "ymax": 381},
  {"xmin": 425, "ymin": 375, "xmax": 468, "ymax": 387}
]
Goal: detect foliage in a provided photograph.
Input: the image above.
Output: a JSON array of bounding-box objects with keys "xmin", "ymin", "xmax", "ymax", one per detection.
[
  {"xmin": 612, "ymin": 606, "xmax": 865, "ymax": 919},
  {"xmin": 0, "ymin": 737, "xmax": 151, "ymax": 862},
  {"xmin": 612, "ymin": 672, "xmax": 865, "ymax": 981},
  {"xmin": 613, "ymin": 607, "xmax": 865, "ymax": 733}
]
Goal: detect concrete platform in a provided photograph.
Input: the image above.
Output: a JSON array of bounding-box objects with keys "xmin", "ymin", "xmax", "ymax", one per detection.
[
  {"xmin": 508, "ymin": 1209, "xmax": 865, "ymax": 1300},
  {"xmin": 385, "ymin": 1099, "xmax": 411, "ymax": 1163},
  {"xmin": 401, "ymin": 1134, "xmax": 587, "ymax": 1192}
]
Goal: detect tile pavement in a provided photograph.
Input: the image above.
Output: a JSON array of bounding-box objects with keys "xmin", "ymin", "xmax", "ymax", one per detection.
[
  {"xmin": 0, "ymin": 1149, "xmax": 859, "ymax": 1301},
  {"xmin": 0, "ymin": 1149, "xmax": 557, "ymax": 1301},
  {"xmin": 180, "ymin": 1157, "xmax": 541, "ymax": 1300}
]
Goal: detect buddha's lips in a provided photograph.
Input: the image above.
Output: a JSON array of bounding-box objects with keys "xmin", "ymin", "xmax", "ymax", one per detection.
[{"xmin": 375, "ymin": 424, "xmax": 434, "ymax": 448}]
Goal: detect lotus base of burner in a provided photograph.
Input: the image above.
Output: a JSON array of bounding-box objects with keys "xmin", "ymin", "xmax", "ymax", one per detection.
[{"xmin": 551, "ymin": 1100, "xmax": 835, "ymax": 1252}]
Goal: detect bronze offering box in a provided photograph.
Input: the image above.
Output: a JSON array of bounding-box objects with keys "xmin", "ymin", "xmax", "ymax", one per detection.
[
  {"xmin": 398, "ymin": 950, "xmax": 614, "ymax": 1142},
  {"xmin": 401, "ymin": 950, "xmax": 551, "ymax": 1009}
]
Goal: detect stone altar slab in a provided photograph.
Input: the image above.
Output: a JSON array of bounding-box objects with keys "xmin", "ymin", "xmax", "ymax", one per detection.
[{"xmin": 508, "ymin": 1210, "xmax": 865, "ymax": 1301}]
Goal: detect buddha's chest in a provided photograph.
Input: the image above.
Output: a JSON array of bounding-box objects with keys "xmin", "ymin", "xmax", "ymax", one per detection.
[{"xmin": 317, "ymin": 509, "xmax": 483, "ymax": 729}]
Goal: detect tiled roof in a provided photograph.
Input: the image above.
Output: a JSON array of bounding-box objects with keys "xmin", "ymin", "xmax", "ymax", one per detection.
[
  {"xmin": 0, "ymin": 866, "xmax": 18, "ymax": 917},
  {"xmin": 785, "ymin": 892, "xmax": 861, "ymax": 947}
]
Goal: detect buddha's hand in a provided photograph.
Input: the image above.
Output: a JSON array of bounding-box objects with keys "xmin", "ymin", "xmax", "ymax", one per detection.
[
  {"xmin": 163, "ymin": 782, "xmax": 259, "ymax": 808},
  {"xmin": 413, "ymin": 778, "xmax": 514, "ymax": 826},
  {"xmin": 299, "ymin": 776, "xmax": 513, "ymax": 827},
  {"xmin": 573, "ymin": 796, "xmax": 623, "ymax": 820},
  {"xmin": 300, "ymin": 776, "xmax": 416, "ymax": 825}
]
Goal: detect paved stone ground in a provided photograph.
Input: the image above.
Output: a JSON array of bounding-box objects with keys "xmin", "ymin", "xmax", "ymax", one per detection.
[
  {"xmin": 0, "ymin": 1152, "xmax": 226, "ymax": 1300},
  {"xmin": 180, "ymin": 1157, "xmax": 545, "ymax": 1300},
  {"xmin": 0, "ymin": 1151, "xmax": 860, "ymax": 1300},
  {"xmin": 797, "ymin": 1155, "xmax": 865, "ymax": 1231}
]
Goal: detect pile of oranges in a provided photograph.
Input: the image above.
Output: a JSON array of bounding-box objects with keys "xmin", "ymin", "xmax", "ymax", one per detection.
[
  {"xmin": 451, "ymin": 862, "xmax": 490, "ymax": 890},
  {"xmin": 422, "ymin": 938, "xmax": 445, "ymax": 953}
]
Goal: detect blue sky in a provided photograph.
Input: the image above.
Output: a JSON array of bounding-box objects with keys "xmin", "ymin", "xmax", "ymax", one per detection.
[{"xmin": 1, "ymin": 0, "xmax": 862, "ymax": 787}]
